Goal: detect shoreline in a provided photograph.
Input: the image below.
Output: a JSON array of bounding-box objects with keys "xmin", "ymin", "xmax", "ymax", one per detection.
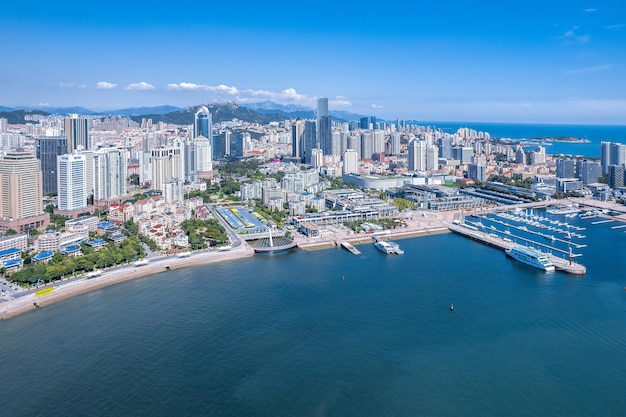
[
  {"xmin": 1, "ymin": 209, "xmax": 459, "ymax": 320},
  {"xmin": 0, "ymin": 245, "xmax": 255, "ymax": 320}
]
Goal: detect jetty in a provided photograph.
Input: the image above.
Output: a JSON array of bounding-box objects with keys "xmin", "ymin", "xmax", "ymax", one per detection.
[
  {"xmin": 446, "ymin": 222, "xmax": 586, "ymax": 275},
  {"xmin": 340, "ymin": 241, "xmax": 361, "ymax": 255}
]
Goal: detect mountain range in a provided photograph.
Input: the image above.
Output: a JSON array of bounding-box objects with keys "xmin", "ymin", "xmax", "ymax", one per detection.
[{"xmin": 0, "ymin": 102, "xmax": 367, "ymax": 125}]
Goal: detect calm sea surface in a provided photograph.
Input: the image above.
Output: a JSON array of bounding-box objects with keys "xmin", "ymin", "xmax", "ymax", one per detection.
[
  {"xmin": 422, "ymin": 121, "xmax": 626, "ymax": 158},
  {"xmin": 1, "ymin": 211, "xmax": 626, "ymax": 417}
]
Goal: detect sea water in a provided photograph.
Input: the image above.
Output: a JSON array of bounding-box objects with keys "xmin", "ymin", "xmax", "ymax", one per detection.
[{"xmin": 1, "ymin": 214, "xmax": 626, "ymax": 417}]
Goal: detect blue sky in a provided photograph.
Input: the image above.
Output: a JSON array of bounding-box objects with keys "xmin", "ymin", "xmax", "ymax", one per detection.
[{"xmin": 2, "ymin": 0, "xmax": 626, "ymax": 124}]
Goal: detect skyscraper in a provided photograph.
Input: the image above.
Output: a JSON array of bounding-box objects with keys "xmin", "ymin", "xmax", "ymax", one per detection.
[
  {"xmin": 600, "ymin": 141, "xmax": 611, "ymax": 175},
  {"xmin": 303, "ymin": 121, "xmax": 317, "ymax": 164},
  {"xmin": 408, "ymin": 140, "xmax": 426, "ymax": 171},
  {"xmin": 83, "ymin": 147, "xmax": 128, "ymax": 201},
  {"xmin": 57, "ymin": 154, "xmax": 87, "ymax": 211},
  {"xmin": 342, "ymin": 149, "xmax": 359, "ymax": 174},
  {"xmin": 150, "ymin": 146, "xmax": 183, "ymax": 191},
  {"xmin": 556, "ymin": 158, "xmax": 576, "ymax": 179},
  {"xmin": 577, "ymin": 159, "xmax": 600, "ymax": 185},
  {"xmin": 316, "ymin": 98, "xmax": 332, "ymax": 156},
  {"xmin": 195, "ymin": 135, "xmax": 213, "ymax": 179},
  {"xmin": 64, "ymin": 114, "xmax": 89, "ymax": 152},
  {"xmin": 292, "ymin": 120, "xmax": 304, "ymax": 161},
  {"xmin": 36, "ymin": 136, "xmax": 68, "ymax": 196},
  {"xmin": 194, "ymin": 106, "xmax": 212, "ymax": 140},
  {"xmin": 0, "ymin": 151, "xmax": 44, "ymax": 220}
]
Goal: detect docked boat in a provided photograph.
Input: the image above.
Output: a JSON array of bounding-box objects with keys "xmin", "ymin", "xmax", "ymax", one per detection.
[
  {"xmin": 505, "ymin": 246, "xmax": 555, "ymax": 272},
  {"xmin": 374, "ymin": 241, "xmax": 403, "ymax": 255},
  {"xmin": 387, "ymin": 241, "xmax": 404, "ymax": 255}
]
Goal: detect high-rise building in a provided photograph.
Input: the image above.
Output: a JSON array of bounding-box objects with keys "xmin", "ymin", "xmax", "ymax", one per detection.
[
  {"xmin": 194, "ymin": 135, "xmax": 212, "ymax": 179},
  {"xmin": 360, "ymin": 116, "xmax": 376, "ymax": 130},
  {"xmin": 390, "ymin": 133, "xmax": 401, "ymax": 155},
  {"xmin": 438, "ymin": 137, "xmax": 452, "ymax": 159},
  {"xmin": 608, "ymin": 164, "xmax": 625, "ymax": 188},
  {"xmin": 36, "ymin": 136, "xmax": 68, "ymax": 196},
  {"xmin": 426, "ymin": 145, "xmax": 439, "ymax": 171},
  {"xmin": 347, "ymin": 134, "xmax": 360, "ymax": 160},
  {"xmin": 514, "ymin": 145, "xmax": 526, "ymax": 165},
  {"xmin": 311, "ymin": 148, "xmax": 324, "ymax": 169},
  {"xmin": 360, "ymin": 131, "xmax": 374, "ymax": 161},
  {"xmin": 0, "ymin": 151, "xmax": 44, "ymax": 220},
  {"xmin": 0, "ymin": 118, "xmax": 7, "ymax": 133},
  {"xmin": 316, "ymin": 98, "xmax": 332, "ymax": 156},
  {"xmin": 610, "ymin": 142, "xmax": 626, "ymax": 168},
  {"xmin": 183, "ymin": 139, "xmax": 197, "ymax": 182},
  {"xmin": 229, "ymin": 132, "xmax": 244, "ymax": 158},
  {"xmin": 303, "ymin": 121, "xmax": 317, "ymax": 164},
  {"xmin": 408, "ymin": 139, "xmax": 426, "ymax": 171},
  {"xmin": 577, "ymin": 159, "xmax": 600, "ymax": 185},
  {"xmin": 64, "ymin": 114, "xmax": 89, "ymax": 152},
  {"xmin": 342, "ymin": 149, "xmax": 359, "ymax": 174},
  {"xmin": 83, "ymin": 147, "xmax": 128, "ymax": 201},
  {"xmin": 194, "ymin": 106, "xmax": 212, "ymax": 140},
  {"xmin": 150, "ymin": 146, "xmax": 183, "ymax": 191},
  {"xmin": 556, "ymin": 158, "xmax": 576, "ymax": 179},
  {"xmin": 600, "ymin": 141, "xmax": 611, "ymax": 175},
  {"xmin": 292, "ymin": 120, "xmax": 304, "ymax": 161},
  {"xmin": 468, "ymin": 163, "xmax": 487, "ymax": 182},
  {"xmin": 57, "ymin": 154, "xmax": 87, "ymax": 211}
]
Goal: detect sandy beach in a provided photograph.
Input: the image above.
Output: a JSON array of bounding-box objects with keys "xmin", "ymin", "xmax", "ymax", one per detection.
[{"xmin": 0, "ymin": 244, "xmax": 256, "ymax": 320}]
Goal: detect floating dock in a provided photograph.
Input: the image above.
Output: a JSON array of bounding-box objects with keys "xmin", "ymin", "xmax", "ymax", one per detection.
[
  {"xmin": 340, "ymin": 241, "xmax": 361, "ymax": 255},
  {"xmin": 446, "ymin": 222, "xmax": 586, "ymax": 275}
]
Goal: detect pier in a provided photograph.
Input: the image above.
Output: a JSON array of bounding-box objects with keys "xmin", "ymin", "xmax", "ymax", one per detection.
[
  {"xmin": 446, "ymin": 222, "xmax": 586, "ymax": 275},
  {"xmin": 340, "ymin": 241, "xmax": 362, "ymax": 255}
]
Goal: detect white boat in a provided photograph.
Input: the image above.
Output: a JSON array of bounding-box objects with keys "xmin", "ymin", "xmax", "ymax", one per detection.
[
  {"xmin": 374, "ymin": 241, "xmax": 394, "ymax": 254},
  {"xmin": 387, "ymin": 241, "xmax": 404, "ymax": 255},
  {"xmin": 505, "ymin": 246, "xmax": 555, "ymax": 272},
  {"xmin": 375, "ymin": 241, "xmax": 403, "ymax": 255},
  {"xmin": 134, "ymin": 259, "xmax": 149, "ymax": 267}
]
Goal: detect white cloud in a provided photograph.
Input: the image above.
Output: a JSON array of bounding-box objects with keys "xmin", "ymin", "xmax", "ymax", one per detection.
[
  {"xmin": 59, "ymin": 82, "xmax": 86, "ymax": 88},
  {"xmin": 166, "ymin": 82, "xmax": 333, "ymax": 107},
  {"xmin": 330, "ymin": 99, "xmax": 352, "ymax": 107},
  {"xmin": 126, "ymin": 82, "xmax": 155, "ymax": 90},
  {"xmin": 566, "ymin": 64, "xmax": 612, "ymax": 74},
  {"xmin": 96, "ymin": 81, "xmax": 117, "ymax": 89},
  {"xmin": 559, "ymin": 26, "xmax": 591, "ymax": 43},
  {"xmin": 371, "ymin": 103, "xmax": 384, "ymax": 109},
  {"xmin": 605, "ymin": 24, "xmax": 625, "ymax": 30},
  {"xmin": 585, "ymin": 8, "xmax": 597, "ymax": 12}
]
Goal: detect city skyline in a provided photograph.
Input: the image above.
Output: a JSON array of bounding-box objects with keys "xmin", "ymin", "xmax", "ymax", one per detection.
[{"xmin": 2, "ymin": 1, "xmax": 626, "ymax": 124}]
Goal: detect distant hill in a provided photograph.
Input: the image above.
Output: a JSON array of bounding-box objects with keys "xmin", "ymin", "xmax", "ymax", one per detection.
[
  {"xmin": 0, "ymin": 109, "xmax": 51, "ymax": 124},
  {"xmin": 0, "ymin": 102, "xmax": 368, "ymax": 125},
  {"xmin": 130, "ymin": 102, "xmax": 290, "ymax": 125}
]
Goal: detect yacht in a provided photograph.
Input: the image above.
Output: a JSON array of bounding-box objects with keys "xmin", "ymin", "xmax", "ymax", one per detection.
[
  {"xmin": 505, "ymin": 246, "xmax": 555, "ymax": 272},
  {"xmin": 374, "ymin": 241, "xmax": 403, "ymax": 255},
  {"xmin": 374, "ymin": 241, "xmax": 394, "ymax": 254}
]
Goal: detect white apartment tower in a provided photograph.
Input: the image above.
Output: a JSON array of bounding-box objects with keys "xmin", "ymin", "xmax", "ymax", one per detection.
[
  {"xmin": 194, "ymin": 135, "xmax": 213, "ymax": 179},
  {"xmin": 83, "ymin": 147, "xmax": 128, "ymax": 201},
  {"xmin": 342, "ymin": 149, "xmax": 359, "ymax": 174},
  {"xmin": 57, "ymin": 154, "xmax": 87, "ymax": 211},
  {"xmin": 150, "ymin": 146, "xmax": 183, "ymax": 191},
  {"xmin": 408, "ymin": 139, "xmax": 426, "ymax": 171}
]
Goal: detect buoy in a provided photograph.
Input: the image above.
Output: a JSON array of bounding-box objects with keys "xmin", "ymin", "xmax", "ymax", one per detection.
[
  {"xmin": 450, "ymin": 303, "xmax": 454, "ymax": 311},
  {"xmin": 342, "ymin": 275, "xmax": 345, "ymax": 281}
]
